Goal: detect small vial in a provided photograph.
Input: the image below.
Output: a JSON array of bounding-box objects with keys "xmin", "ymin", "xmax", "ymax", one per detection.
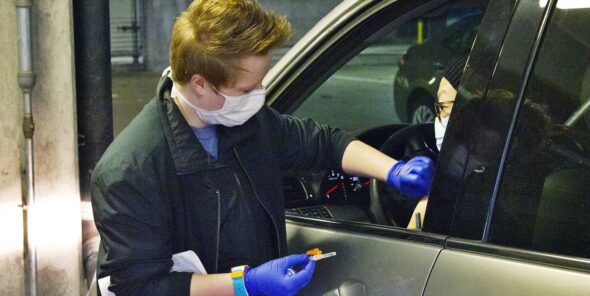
[
  {"xmin": 287, "ymin": 252, "xmax": 337, "ymax": 275},
  {"xmin": 310, "ymin": 251, "xmax": 337, "ymax": 261}
]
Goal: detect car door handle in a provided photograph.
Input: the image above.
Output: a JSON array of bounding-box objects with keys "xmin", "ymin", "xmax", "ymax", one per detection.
[{"xmin": 323, "ymin": 280, "xmax": 367, "ymax": 296}]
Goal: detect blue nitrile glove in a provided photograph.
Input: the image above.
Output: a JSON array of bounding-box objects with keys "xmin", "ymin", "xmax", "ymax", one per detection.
[
  {"xmin": 386, "ymin": 156, "xmax": 434, "ymax": 198},
  {"xmin": 244, "ymin": 254, "xmax": 316, "ymax": 296}
]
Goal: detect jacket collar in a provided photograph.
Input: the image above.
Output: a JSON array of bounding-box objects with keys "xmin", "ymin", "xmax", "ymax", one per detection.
[{"xmin": 155, "ymin": 75, "xmax": 258, "ymax": 175}]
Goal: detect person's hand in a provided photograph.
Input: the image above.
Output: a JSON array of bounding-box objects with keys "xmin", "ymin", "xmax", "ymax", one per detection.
[
  {"xmin": 244, "ymin": 254, "xmax": 316, "ymax": 296},
  {"xmin": 386, "ymin": 156, "xmax": 434, "ymax": 198}
]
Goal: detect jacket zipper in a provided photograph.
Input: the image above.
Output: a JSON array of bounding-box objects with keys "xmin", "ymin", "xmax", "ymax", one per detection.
[
  {"xmin": 215, "ymin": 189, "xmax": 221, "ymax": 273},
  {"xmin": 233, "ymin": 172, "xmax": 242, "ymax": 188},
  {"xmin": 233, "ymin": 147, "xmax": 282, "ymax": 256}
]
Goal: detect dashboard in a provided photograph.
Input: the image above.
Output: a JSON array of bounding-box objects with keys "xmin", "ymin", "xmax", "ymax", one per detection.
[
  {"xmin": 283, "ymin": 169, "xmax": 372, "ymax": 222},
  {"xmin": 282, "ymin": 124, "xmax": 412, "ymax": 222},
  {"xmin": 321, "ymin": 169, "xmax": 371, "ymax": 203}
]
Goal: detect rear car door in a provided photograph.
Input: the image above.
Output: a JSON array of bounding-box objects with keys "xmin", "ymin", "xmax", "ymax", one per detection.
[
  {"xmin": 424, "ymin": 0, "xmax": 590, "ymax": 294},
  {"xmin": 265, "ymin": 0, "xmax": 487, "ymax": 294}
]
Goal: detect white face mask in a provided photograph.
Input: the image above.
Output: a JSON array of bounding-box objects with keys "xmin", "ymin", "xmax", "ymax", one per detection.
[
  {"xmin": 434, "ymin": 116, "xmax": 449, "ymax": 151},
  {"xmin": 172, "ymin": 84, "xmax": 265, "ymax": 127}
]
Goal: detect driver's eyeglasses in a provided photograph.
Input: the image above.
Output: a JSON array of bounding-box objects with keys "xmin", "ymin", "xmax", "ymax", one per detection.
[{"xmin": 434, "ymin": 100, "xmax": 455, "ymax": 119}]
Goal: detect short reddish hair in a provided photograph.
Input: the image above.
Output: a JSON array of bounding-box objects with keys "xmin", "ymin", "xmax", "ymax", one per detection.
[{"xmin": 170, "ymin": 0, "xmax": 292, "ymax": 88}]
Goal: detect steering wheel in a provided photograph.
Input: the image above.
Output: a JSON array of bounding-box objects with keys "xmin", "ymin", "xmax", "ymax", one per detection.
[{"xmin": 368, "ymin": 123, "xmax": 438, "ymax": 226}]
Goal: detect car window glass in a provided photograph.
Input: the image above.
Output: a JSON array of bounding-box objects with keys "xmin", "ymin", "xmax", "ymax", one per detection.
[
  {"xmin": 284, "ymin": 3, "xmax": 487, "ymax": 230},
  {"xmin": 292, "ymin": 6, "xmax": 485, "ymax": 132},
  {"xmin": 488, "ymin": 3, "xmax": 590, "ymax": 259},
  {"xmin": 443, "ymin": 17, "xmax": 482, "ymax": 53}
]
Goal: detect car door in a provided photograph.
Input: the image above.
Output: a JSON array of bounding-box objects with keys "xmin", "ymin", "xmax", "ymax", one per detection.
[
  {"xmin": 424, "ymin": 0, "xmax": 590, "ymax": 294},
  {"xmin": 265, "ymin": 0, "xmax": 488, "ymax": 294}
]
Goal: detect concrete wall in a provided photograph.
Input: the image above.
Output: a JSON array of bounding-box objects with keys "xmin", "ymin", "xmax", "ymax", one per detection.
[
  {"xmin": 0, "ymin": 2, "xmax": 25, "ymax": 294},
  {"xmin": 142, "ymin": 0, "xmax": 342, "ymax": 71},
  {"xmin": 0, "ymin": 1, "xmax": 82, "ymax": 295},
  {"xmin": 144, "ymin": 0, "xmax": 186, "ymax": 71}
]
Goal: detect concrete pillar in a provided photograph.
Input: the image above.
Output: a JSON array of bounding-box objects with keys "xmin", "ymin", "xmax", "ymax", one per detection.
[
  {"xmin": 0, "ymin": 0, "xmax": 83, "ymax": 295},
  {"xmin": 0, "ymin": 1, "xmax": 25, "ymax": 294}
]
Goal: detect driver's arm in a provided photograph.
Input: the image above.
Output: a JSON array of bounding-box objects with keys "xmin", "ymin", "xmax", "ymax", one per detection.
[
  {"xmin": 341, "ymin": 140, "xmax": 396, "ymax": 181},
  {"xmin": 341, "ymin": 140, "xmax": 434, "ymax": 198}
]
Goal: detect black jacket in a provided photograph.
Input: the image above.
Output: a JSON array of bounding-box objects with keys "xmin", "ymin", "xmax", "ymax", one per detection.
[{"xmin": 91, "ymin": 75, "xmax": 354, "ymax": 295}]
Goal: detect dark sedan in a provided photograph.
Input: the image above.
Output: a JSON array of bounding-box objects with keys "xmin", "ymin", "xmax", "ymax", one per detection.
[{"xmin": 394, "ymin": 12, "xmax": 483, "ymax": 123}]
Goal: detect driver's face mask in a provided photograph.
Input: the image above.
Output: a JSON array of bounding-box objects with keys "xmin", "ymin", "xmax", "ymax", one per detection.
[
  {"xmin": 434, "ymin": 116, "xmax": 450, "ymax": 151},
  {"xmin": 173, "ymin": 84, "xmax": 265, "ymax": 127}
]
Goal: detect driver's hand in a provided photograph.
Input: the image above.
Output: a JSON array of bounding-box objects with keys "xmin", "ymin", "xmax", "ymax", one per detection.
[{"xmin": 386, "ymin": 156, "xmax": 433, "ymax": 198}]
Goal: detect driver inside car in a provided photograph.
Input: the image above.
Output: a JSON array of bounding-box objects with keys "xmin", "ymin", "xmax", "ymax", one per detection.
[
  {"xmin": 407, "ymin": 55, "xmax": 468, "ymax": 229},
  {"xmin": 434, "ymin": 55, "xmax": 468, "ymax": 151}
]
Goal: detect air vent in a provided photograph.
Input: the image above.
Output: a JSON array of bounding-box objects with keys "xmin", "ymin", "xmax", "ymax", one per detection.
[{"xmin": 283, "ymin": 176, "xmax": 309, "ymax": 207}]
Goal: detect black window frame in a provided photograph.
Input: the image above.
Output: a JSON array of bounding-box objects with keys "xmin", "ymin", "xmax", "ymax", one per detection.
[
  {"xmin": 448, "ymin": 0, "xmax": 551, "ymax": 241},
  {"xmin": 425, "ymin": 0, "xmax": 519, "ymax": 236}
]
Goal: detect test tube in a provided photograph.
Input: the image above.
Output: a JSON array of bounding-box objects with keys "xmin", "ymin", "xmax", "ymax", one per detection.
[{"xmin": 287, "ymin": 252, "xmax": 337, "ymax": 275}]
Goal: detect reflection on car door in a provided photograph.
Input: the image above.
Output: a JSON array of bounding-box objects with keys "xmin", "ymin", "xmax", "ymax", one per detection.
[
  {"xmin": 425, "ymin": 0, "xmax": 590, "ymax": 295},
  {"xmin": 290, "ymin": 219, "xmax": 444, "ymax": 295}
]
